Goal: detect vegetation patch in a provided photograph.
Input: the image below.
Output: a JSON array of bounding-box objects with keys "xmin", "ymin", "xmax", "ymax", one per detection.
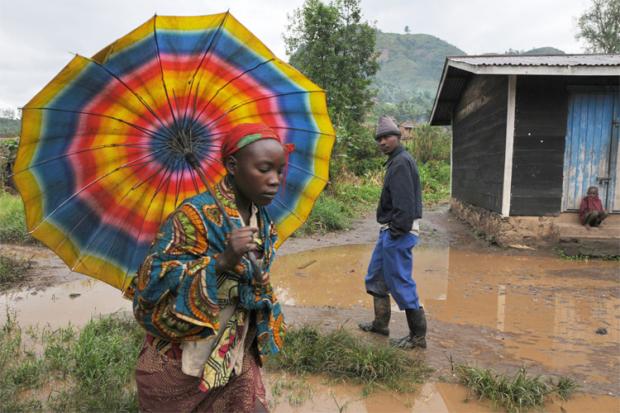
[
  {"xmin": 267, "ymin": 325, "xmax": 432, "ymax": 393},
  {"xmin": 0, "ymin": 191, "xmax": 33, "ymax": 244},
  {"xmin": 0, "ymin": 313, "xmax": 144, "ymax": 412},
  {"xmin": 456, "ymin": 364, "xmax": 578, "ymax": 413},
  {"xmin": 298, "ymin": 175, "xmax": 381, "ymax": 234},
  {"xmin": 0, "ymin": 254, "xmax": 32, "ymax": 289}
]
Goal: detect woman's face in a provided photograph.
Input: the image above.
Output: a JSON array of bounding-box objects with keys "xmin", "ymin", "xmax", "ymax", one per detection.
[{"xmin": 227, "ymin": 139, "xmax": 286, "ymax": 206}]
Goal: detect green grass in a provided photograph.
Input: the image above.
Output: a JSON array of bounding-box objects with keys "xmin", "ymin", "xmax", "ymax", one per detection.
[
  {"xmin": 455, "ymin": 365, "xmax": 578, "ymax": 413},
  {"xmin": 0, "ymin": 313, "xmax": 144, "ymax": 412},
  {"xmin": 0, "ymin": 191, "xmax": 33, "ymax": 244},
  {"xmin": 298, "ymin": 178, "xmax": 382, "ymax": 235},
  {"xmin": 0, "ymin": 254, "xmax": 31, "ymax": 288},
  {"xmin": 267, "ymin": 325, "xmax": 432, "ymax": 393}
]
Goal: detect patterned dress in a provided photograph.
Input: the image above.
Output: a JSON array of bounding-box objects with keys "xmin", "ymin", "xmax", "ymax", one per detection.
[{"xmin": 129, "ymin": 179, "xmax": 286, "ymax": 412}]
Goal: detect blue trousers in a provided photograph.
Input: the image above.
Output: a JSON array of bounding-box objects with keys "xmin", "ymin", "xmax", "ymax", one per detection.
[{"xmin": 365, "ymin": 229, "xmax": 420, "ymax": 310}]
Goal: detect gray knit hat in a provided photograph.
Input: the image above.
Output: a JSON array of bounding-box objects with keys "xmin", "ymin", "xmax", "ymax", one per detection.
[{"xmin": 375, "ymin": 115, "xmax": 401, "ymax": 139}]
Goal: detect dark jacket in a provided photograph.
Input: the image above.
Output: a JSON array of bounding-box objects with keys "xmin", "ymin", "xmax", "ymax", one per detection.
[{"xmin": 377, "ymin": 146, "xmax": 422, "ymax": 237}]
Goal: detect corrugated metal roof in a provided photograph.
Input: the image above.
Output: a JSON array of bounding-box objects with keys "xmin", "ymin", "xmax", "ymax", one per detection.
[
  {"xmin": 429, "ymin": 54, "xmax": 620, "ymax": 126},
  {"xmin": 449, "ymin": 54, "xmax": 620, "ymax": 67}
]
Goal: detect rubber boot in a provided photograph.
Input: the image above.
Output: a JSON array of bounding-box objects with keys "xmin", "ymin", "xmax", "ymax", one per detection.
[
  {"xmin": 390, "ymin": 307, "xmax": 427, "ymax": 349},
  {"xmin": 358, "ymin": 295, "xmax": 391, "ymax": 336}
]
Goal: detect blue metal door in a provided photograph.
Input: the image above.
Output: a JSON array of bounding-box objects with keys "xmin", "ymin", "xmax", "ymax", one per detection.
[{"xmin": 563, "ymin": 90, "xmax": 619, "ymax": 212}]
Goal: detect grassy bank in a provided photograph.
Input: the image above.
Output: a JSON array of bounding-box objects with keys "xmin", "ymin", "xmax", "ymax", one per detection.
[
  {"xmin": 1, "ymin": 313, "xmax": 143, "ymax": 412},
  {"xmin": 267, "ymin": 325, "xmax": 432, "ymax": 393},
  {"xmin": 0, "ymin": 191, "xmax": 32, "ymax": 244},
  {"xmin": 456, "ymin": 364, "xmax": 578, "ymax": 413}
]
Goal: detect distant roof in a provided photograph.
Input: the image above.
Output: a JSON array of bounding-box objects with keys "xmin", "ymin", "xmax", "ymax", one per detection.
[
  {"xmin": 430, "ymin": 54, "xmax": 620, "ymax": 125},
  {"xmin": 449, "ymin": 54, "xmax": 620, "ymax": 70}
]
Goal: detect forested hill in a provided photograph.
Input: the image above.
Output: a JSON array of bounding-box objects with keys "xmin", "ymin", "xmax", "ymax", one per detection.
[
  {"xmin": 374, "ymin": 31, "xmax": 464, "ymax": 103},
  {"xmin": 374, "ymin": 31, "xmax": 565, "ymax": 105}
]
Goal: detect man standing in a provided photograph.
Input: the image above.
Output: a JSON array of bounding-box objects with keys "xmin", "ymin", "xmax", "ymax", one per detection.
[{"xmin": 358, "ymin": 115, "xmax": 427, "ymax": 349}]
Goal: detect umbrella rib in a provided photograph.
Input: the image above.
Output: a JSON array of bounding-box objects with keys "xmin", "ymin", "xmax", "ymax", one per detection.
[
  {"xmin": 11, "ymin": 143, "xmax": 151, "ymax": 177},
  {"xmin": 23, "ymin": 107, "xmax": 170, "ymax": 142},
  {"xmin": 271, "ymin": 197, "xmax": 304, "ymax": 222},
  {"xmin": 182, "ymin": 11, "xmax": 230, "ymax": 127},
  {"xmin": 52, "ymin": 152, "xmax": 155, "ymax": 261},
  {"xmin": 156, "ymin": 156, "xmax": 182, "ymax": 233},
  {"xmin": 82, "ymin": 55, "xmax": 176, "ymax": 136},
  {"xmin": 269, "ymin": 125, "xmax": 336, "ymax": 138},
  {"xmin": 72, "ymin": 151, "xmax": 177, "ymax": 277},
  {"xmin": 29, "ymin": 148, "xmax": 166, "ymax": 235},
  {"xmin": 120, "ymin": 157, "xmax": 179, "ymax": 290},
  {"xmin": 195, "ymin": 90, "xmax": 326, "ymax": 135},
  {"xmin": 153, "ymin": 15, "xmax": 181, "ymax": 131},
  {"xmin": 190, "ymin": 58, "xmax": 275, "ymax": 127},
  {"xmin": 286, "ymin": 162, "xmax": 329, "ymax": 183},
  {"xmin": 69, "ymin": 161, "xmax": 159, "ymax": 274}
]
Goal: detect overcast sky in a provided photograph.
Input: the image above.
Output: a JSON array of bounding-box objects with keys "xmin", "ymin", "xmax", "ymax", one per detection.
[{"xmin": 0, "ymin": 0, "xmax": 591, "ymax": 110}]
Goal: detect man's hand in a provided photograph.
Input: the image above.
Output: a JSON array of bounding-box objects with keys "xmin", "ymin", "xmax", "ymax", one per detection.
[{"xmin": 217, "ymin": 227, "xmax": 258, "ymax": 273}]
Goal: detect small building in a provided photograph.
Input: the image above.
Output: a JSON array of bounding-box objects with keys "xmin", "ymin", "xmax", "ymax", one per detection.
[
  {"xmin": 430, "ymin": 54, "xmax": 620, "ymax": 255},
  {"xmin": 399, "ymin": 120, "xmax": 415, "ymax": 140}
]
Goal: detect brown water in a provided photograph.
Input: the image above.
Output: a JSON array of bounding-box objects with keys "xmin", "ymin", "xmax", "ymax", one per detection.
[
  {"xmin": 0, "ymin": 277, "xmax": 131, "ymax": 328},
  {"xmin": 271, "ymin": 245, "xmax": 620, "ymax": 374},
  {"xmin": 266, "ymin": 375, "xmax": 620, "ymax": 413}
]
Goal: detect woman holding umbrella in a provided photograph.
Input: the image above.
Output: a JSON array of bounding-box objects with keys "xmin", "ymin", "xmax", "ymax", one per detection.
[{"xmin": 131, "ymin": 123, "xmax": 289, "ymax": 412}]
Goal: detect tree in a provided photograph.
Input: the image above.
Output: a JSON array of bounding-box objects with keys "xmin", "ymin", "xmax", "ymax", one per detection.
[
  {"xmin": 404, "ymin": 25, "xmax": 410, "ymax": 34},
  {"xmin": 284, "ymin": 0, "xmax": 379, "ymax": 132},
  {"xmin": 576, "ymin": 0, "xmax": 620, "ymax": 53}
]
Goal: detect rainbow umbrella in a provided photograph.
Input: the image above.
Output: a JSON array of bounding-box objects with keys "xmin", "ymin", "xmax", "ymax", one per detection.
[{"xmin": 14, "ymin": 13, "xmax": 335, "ymax": 292}]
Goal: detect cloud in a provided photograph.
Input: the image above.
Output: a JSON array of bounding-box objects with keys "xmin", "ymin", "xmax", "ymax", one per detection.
[{"xmin": 0, "ymin": 0, "xmax": 589, "ymax": 108}]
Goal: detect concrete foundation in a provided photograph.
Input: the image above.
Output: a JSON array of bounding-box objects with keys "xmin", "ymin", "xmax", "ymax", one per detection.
[{"xmin": 450, "ymin": 199, "xmax": 620, "ymax": 257}]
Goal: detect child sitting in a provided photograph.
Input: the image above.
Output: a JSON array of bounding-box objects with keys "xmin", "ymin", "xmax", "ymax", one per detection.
[{"xmin": 579, "ymin": 186, "xmax": 608, "ymax": 227}]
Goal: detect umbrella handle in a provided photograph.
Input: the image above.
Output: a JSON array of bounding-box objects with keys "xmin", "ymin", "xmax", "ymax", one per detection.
[{"xmin": 185, "ymin": 153, "xmax": 264, "ymax": 283}]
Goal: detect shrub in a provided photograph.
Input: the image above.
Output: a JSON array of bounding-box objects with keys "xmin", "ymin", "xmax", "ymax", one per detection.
[{"xmin": 0, "ymin": 191, "xmax": 33, "ymax": 244}]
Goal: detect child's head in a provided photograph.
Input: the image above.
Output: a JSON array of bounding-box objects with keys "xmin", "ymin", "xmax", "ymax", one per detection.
[{"xmin": 587, "ymin": 186, "xmax": 599, "ymax": 198}]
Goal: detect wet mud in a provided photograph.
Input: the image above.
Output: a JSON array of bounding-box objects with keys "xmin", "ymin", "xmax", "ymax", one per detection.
[{"xmin": 1, "ymin": 207, "xmax": 619, "ymax": 410}]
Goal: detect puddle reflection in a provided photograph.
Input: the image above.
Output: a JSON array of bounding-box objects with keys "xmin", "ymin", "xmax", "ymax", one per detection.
[{"xmin": 271, "ymin": 245, "xmax": 620, "ymax": 371}]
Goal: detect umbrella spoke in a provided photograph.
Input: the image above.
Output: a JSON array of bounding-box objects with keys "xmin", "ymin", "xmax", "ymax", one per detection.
[
  {"xmin": 23, "ymin": 107, "xmax": 169, "ymax": 142},
  {"xmin": 153, "ymin": 15, "xmax": 181, "ymax": 132},
  {"xmin": 82, "ymin": 55, "xmax": 176, "ymax": 137},
  {"xmin": 11, "ymin": 143, "xmax": 151, "ymax": 177},
  {"xmin": 195, "ymin": 90, "xmax": 326, "ymax": 135},
  {"xmin": 30, "ymin": 148, "xmax": 166, "ymax": 234},
  {"xmin": 70, "ymin": 160, "xmax": 162, "ymax": 274},
  {"xmin": 287, "ymin": 162, "xmax": 329, "ymax": 183},
  {"xmin": 121, "ymin": 157, "xmax": 179, "ymax": 290},
  {"xmin": 52, "ymin": 151, "xmax": 155, "ymax": 260},
  {"xmin": 182, "ymin": 12, "xmax": 230, "ymax": 128},
  {"xmin": 190, "ymin": 58, "xmax": 275, "ymax": 126}
]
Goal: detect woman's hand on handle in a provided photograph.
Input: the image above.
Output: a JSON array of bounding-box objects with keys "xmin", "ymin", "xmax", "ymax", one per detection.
[{"xmin": 216, "ymin": 227, "xmax": 258, "ymax": 274}]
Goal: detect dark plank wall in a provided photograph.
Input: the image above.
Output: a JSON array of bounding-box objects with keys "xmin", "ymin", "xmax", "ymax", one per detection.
[
  {"xmin": 510, "ymin": 75, "xmax": 619, "ymax": 216},
  {"xmin": 510, "ymin": 77, "xmax": 568, "ymax": 215},
  {"xmin": 452, "ymin": 75, "xmax": 507, "ymax": 213}
]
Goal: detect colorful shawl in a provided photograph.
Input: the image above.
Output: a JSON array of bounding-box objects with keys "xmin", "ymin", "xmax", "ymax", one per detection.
[{"xmin": 130, "ymin": 179, "xmax": 286, "ymax": 391}]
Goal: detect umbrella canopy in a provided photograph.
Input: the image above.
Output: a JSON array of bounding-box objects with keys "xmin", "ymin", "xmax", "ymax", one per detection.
[{"xmin": 14, "ymin": 13, "xmax": 335, "ymax": 291}]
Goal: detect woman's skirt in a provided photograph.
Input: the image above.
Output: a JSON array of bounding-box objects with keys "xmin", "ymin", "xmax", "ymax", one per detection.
[{"xmin": 135, "ymin": 335, "xmax": 268, "ymax": 413}]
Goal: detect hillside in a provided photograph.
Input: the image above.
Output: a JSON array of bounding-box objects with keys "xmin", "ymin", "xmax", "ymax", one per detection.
[
  {"xmin": 374, "ymin": 31, "xmax": 464, "ymax": 103},
  {"xmin": 374, "ymin": 31, "xmax": 565, "ymax": 105}
]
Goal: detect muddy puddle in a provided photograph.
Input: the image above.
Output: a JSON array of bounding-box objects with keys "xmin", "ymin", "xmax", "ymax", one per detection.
[
  {"xmin": 270, "ymin": 244, "xmax": 620, "ymax": 379},
  {"xmin": 0, "ymin": 277, "xmax": 130, "ymax": 328},
  {"xmin": 265, "ymin": 374, "xmax": 620, "ymax": 413}
]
